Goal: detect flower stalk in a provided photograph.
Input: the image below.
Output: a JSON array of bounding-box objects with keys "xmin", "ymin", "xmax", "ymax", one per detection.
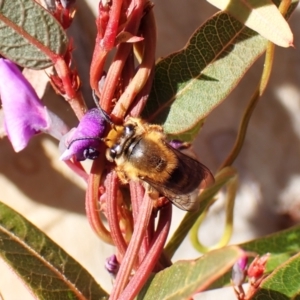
[{"xmin": 109, "ymin": 192, "xmax": 154, "ymax": 300}]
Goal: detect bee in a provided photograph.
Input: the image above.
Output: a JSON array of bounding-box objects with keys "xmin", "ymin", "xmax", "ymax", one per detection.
[{"xmin": 103, "ymin": 117, "xmax": 214, "ymax": 211}]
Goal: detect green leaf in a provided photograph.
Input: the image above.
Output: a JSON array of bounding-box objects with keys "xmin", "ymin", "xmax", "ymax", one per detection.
[
  {"xmin": 209, "ymin": 225, "xmax": 300, "ymax": 290},
  {"xmin": 207, "ymin": 0, "xmax": 293, "ymax": 47},
  {"xmin": 138, "ymin": 246, "xmax": 244, "ymax": 300},
  {"xmin": 142, "ymin": 0, "xmax": 298, "ymax": 138},
  {"xmin": 252, "ymin": 252, "xmax": 300, "ymax": 299},
  {"xmin": 142, "ymin": 12, "xmax": 263, "ymax": 136},
  {"xmin": 0, "ymin": 0, "xmax": 68, "ymax": 69},
  {"xmin": 0, "ymin": 201, "xmax": 108, "ymax": 300},
  {"xmin": 168, "ymin": 119, "xmax": 205, "ymax": 142}
]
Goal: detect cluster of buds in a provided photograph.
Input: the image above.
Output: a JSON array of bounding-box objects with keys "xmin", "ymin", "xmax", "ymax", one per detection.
[{"xmin": 232, "ymin": 252, "xmax": 270, "ymax": 300}]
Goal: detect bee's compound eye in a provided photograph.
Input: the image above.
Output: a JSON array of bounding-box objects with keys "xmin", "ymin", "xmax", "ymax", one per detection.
[
  {"xmin": 109, "ymin": 144, "xmax": 122, "ymax": 160},
  {"xmin": 83, "ymin": 148, "xmax": 100, "ymax": 160},
  {"xmin": 109, "ymin": 148, "xmax": 117, "ymax": 160},
  {"xmin": 124, "ymin": 124, "xmax": 135, "ymax": 136}
]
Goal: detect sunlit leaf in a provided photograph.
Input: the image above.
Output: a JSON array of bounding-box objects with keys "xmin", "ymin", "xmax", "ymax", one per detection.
[
  {"xmin": 143, "ymin": 12, "xmax": 263, "ymax": 136},
  {"xmin": 207, "ymin": 0, "xmax": 293, "ymax": 47},
  {"xmin": 142, "ymin": 0, "xmax": 298, "ymax": 139},
  {"xmin": 0, "ymin": 0, "xmax": 68, "ymax": 69},
  {"xmin": 0, "ymin": 201, "xmax": 108, "ymax": 300},
  {"xmin": 138, "ymin": 246, "xmax": 243, "ymax": 300},
  {"xmin": 252, "ymin": 252, "xmax": 300, "ymax": 299}
]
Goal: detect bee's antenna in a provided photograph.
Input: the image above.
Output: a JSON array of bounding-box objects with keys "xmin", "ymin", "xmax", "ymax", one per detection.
[
  {"xmin": 67, "ymin": 137, "xmax": 102, "ymax": 149},
  {"xmin": 92, "ymin": 90, "xmax": 114, "ymax": 126},
  {"xmin": 101, "ymin": 137, "xmax": 110, "ymax": 143}
]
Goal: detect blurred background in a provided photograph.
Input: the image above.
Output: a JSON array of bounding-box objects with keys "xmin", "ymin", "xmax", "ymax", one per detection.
[{"xmin": 0, "ymin": 0, "xmax": 299, "ymax": 298}]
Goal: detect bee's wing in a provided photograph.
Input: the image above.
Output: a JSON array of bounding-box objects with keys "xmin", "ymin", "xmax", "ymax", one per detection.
[
  {"xmin": 160, "ymin": 186, "xmax": 201, "ymax": 211},
  {"xmin": 142, "ymin": 177, "xmax": 204, "ymax": 211},
  {"xmin": 171, "ymin": 145, "xmax": 215, "ymax": 191},
  {"xmin": 142, "ymin": 147, "xmax": 214, "ymax": 211}
]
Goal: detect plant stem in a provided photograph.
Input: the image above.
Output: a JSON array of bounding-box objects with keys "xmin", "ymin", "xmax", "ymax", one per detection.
[
  {"xmin": 101, "ymin": 0, "xmax": 145, "ymax": 113},
  {"xmin": 112, "ymin": 7, "xmax": 156, "ymax": 119},
  {"xmin": 54, "ymin": 58, "xmax": 87, "ymax": 119},
  {"xmin": 190, "ymin": 173, "xmax": 238, "ymax": 252},
  {"xmin": 129, "ymin": 182, "xmax": 154, "ymax": 264},
  {"xmin": 106, "ymin": 171, "xmax": 128, "ymax": 257},
  {"xmin": 90, "ymin": 0, "xmax": 124, "ymax": 93},
  {"xmin": 109, "ymin": 192, "xmax": 153, "ymax": 300},
  {"xmin": 85, "ymin": 149, "xmax": 113, "ymax": 244},
  {"xmin": 119, "ymin": 204, "xmax": 172, "ymax": 300},
  {"xmin": 219, "ymin": 0, "xmax": 292, "ymax": 170}
]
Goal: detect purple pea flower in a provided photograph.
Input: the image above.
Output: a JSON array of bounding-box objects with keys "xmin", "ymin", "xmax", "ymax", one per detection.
[
  {"xmin": 59, "ymin": 108, "xmax": 106, "ymax": 161},
  {"xmin": 105, "ymin": 254, "xmax": 120, "ymax": 277},
  {"xmin": 0, "ymin": 58, "xmax": 68, "ymax": 152},
  {"xmin": 232, "ymin": 255, "xmax": 248, "ymax": 286}
]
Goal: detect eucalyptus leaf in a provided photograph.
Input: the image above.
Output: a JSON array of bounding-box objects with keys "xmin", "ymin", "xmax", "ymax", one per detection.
[
  {"xmin": 0, "ymin": 201, "xmax": 108, "ymax": 300},
  {"xmin": 0, "ymin": 0, "xmax": 68, "ymax": 69}
]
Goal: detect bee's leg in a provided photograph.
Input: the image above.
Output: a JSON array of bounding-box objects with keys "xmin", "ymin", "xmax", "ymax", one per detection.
[
  {"xmin": 147, "ymin": 124, "xmax": 164, "ymax": 133},
  {"xmin": 143, "ymin": 183, "xmax": 170, "ymax": 210},
  {"xmin": 154, "ymin": 196, "xmax": 170, "ymax": 210},
  {"xmin": 145, "ymin": 183, "xmax": 159, "ymax": 199},
  {"xmin": 115, "ymin": 167, "xmax": 130, "ymax": 184}
]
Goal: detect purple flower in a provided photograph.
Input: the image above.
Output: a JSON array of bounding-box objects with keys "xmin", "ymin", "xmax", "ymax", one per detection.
[
  {"xmin": 105, "ymin": 254, "xmax": 120, "ymax": 277},
  {"xmin": 59, "ymin": 108, "xmax": 106, "ymax": 161},
  {"xmin": 232, "ymin": 255, "xmax": 248, "ymax": 286},
  {"xmin": 0, "ymin": 59, "xmax": 68, "ymax": 152},
  {"xmin": 169, "ymin": 139, "xmax": 191, "ymax": 151}
]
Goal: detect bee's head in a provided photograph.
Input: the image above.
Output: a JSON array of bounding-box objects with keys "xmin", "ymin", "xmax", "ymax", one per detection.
[{"xmin": 104, "ymin": 121, "xmax": 137, "ymax": 162}]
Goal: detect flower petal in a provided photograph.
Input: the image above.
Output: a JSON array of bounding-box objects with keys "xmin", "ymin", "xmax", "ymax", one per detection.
[
  {"xmin": 0, "ymin": 59, "xmax": 68, "ymax": 151},
  {"xmin": 59, "ymin": 108, "xmax": 107, "ymax": 161},
  {"xmin": 0, "ymin": 59, "xmax": 48, "ymax": 151}
]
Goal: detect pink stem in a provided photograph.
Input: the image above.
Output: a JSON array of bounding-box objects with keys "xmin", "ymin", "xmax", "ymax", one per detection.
[
  {"xmin": 102, "ymin": 0, "xmax": 124, "ymax": 51},
  {"xmin": 112, "ymin": 7, "xmax": 156, "ymax": 119},
  {"xmin": 129, "ymin": 182, "xmax": 154, "ymax": 264},
  {"xmin": 109, "ymin": 192, "xmax": 154, "ymax": 300},
  {"xmin": 85, "ymin": 151, "xmax": 113, "ymax": 245},
  {"xmin": 119, "ymin": 204, "xmax": 172, "ymax": 300},
  {"xmin": 106, "ymin": 171, "xmax": 128, "ymax": 257},
  {"xmin": 101, "ymin": 0, "xmax": 144, "ymax": 112},
  {"xmin": 90, "ymin": 0, "xmax": 123, "ymax": 93},
  {"xmin": 129, "ymin": 181, "xmax": 144, "ymax": 221}
]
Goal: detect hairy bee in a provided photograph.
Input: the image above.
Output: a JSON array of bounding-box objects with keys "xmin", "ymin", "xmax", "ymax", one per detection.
[{"xmin": 104, "ymin": 118, "xmax": 214, "ymax": 211}]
